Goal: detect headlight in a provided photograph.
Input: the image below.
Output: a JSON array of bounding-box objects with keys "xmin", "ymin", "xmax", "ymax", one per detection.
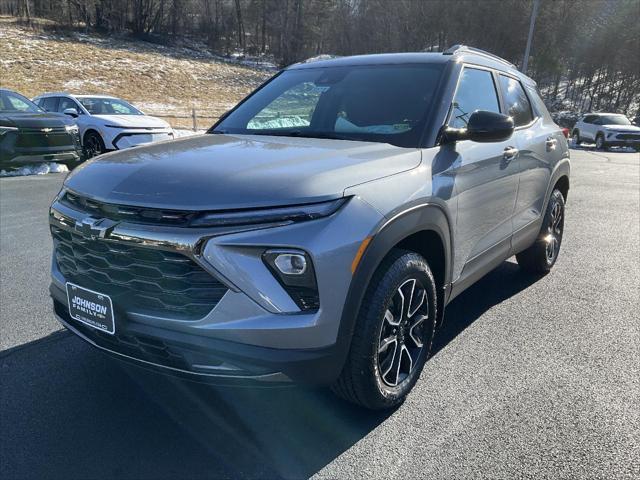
[
  {"xmin": 65, "ymin": 125, "xmax": 79, "ymax": 134},
  {"xmin": 0, "ymin": 126, "xmax": 18, "ymax": 136},
  {"xmin": 189, "ymin": 197, "xmax": 348, "ymax": 228}
]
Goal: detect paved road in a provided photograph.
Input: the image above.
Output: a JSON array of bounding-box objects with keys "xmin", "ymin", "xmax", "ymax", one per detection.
[{"xmin": 1, "ymin": 148, "xmax": 639, "ymax": 479}]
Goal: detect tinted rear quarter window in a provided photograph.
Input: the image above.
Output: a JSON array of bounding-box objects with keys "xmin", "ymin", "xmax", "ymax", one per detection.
[
  {"xmin": 499, "ymin": 75, "xmax": 534, "ymax": 127},
  {"xmin": 449, "ymin": 67, "xmax": 500, "ymax": 129},
  {"xmin": 41, "ymin": 97, "xmax": 58, "ymax": 112}
]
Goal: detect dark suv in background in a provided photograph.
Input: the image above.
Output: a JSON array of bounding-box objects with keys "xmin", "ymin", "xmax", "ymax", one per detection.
[
  {"xmin": 49, "ymin": 46, "xmax": 570, "ymax": 409},
  {"xmin": 0, "ymin": 89, "xmax": 82, "ymax": 169}
]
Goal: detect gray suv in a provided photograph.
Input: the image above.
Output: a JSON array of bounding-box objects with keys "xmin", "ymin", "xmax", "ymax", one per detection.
[{"xmin": 49, "ymin": 46, "xmax": 570, "ymax": 409}]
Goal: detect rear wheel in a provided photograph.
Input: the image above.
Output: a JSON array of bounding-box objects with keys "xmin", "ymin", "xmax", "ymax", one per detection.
[
  {"xmin": 516, "ymin": 189, "xmax": 565, "ymax": 274},
  {"xmin": 595, "ymin": 133, "xmax": 607, "ymax": 151},
  {"xmin": 571, "ymin": 131, "xmax": 581, "ymax": 146},
  {"xmin": 332, "ymin": 250, "xmax": 437, "ymax": 410},
  {"xmin": 83, "ymin": 131, "xmax": 105, "ymax": 159}
]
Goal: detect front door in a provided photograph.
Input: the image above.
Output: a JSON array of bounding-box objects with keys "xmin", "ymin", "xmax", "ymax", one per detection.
[{"xmin": 446, "ymin": 67, "xmax": 520, "ymax": 281}]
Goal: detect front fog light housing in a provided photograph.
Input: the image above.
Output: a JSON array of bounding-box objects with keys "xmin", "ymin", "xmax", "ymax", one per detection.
[
  {"xmin": 274, "ymin": 253, "xmax": 307, "ymax": 275},
  {"xmin": 263, "ymin": 249, "xmax": 319, "ymax": 311}
]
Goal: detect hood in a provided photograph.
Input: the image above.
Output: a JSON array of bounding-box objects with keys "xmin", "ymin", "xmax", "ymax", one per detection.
[
  {"xmin": 91, "ymin": 114, "xmax": 170, "ymax": 129},
  {"xmin": 64, "ymin": 134, "xmax": 421, "ymax": 210},
  {"xmin": 602, "ymin": 124, "xmax": 640, "ymax": 132},
  {"xmin": 0, "ymin": 112, "xmax": 75, "ymax": 128}
]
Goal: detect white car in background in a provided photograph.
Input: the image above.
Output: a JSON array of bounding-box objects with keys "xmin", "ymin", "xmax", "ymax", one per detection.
[
  {"xmin": 571, "ymin": 112, "xmax": 640, "ymax": 151},
  {"xmin": 33, "ymin": 93, "xmax": 174, "ymax": 157}
]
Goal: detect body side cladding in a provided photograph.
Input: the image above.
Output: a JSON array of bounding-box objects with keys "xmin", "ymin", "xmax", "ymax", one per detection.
[{"xmin": 331, "ymin": 203, "xmax": 453, "ymax": 379}]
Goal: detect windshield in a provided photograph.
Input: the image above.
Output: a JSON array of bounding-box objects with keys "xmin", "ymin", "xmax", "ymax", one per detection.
[
  {"xmin": 598, "ymin": 115, "xmax": 631, "ymax": 126},
  {"xmin": 212, "ymin": 64, "xmax": 444, "ymax": 147},
  {"xmin": 78, "ymin": 97, "xmax": 142, "ymax": 115},
  {"xmin": 0, "ymin": 90, "xmax": 43, "ymax": 113}
]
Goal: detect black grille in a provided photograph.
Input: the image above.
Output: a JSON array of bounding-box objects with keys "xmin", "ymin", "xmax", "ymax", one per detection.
[
  {"xmin": 616, "ymin": 133, "xmax": 640, "ymax": 140},
  {"xmin": 52, "ymin": 225, "xmax": 228, "ymax": 320},
  {"xmin": 16, "ymin": 128, "xmax": 75, "ymax": 148},
  {"xmin": 61, "ymin": 191, "xmax": 195, "ymax": 226}
]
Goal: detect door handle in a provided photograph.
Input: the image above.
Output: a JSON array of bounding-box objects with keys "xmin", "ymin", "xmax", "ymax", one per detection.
[
  {"xmin": 503, "ymin": 146, "xmax": 519, "ymax": 162},
  {"xmin": 545, "ymin": 136, "xmax": 558, "ymax": 151}
]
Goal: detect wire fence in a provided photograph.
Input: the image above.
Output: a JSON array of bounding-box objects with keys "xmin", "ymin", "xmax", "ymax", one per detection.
[{"xmin": 152, "ymin": 109, "xmax": 220, "ymax": 131}]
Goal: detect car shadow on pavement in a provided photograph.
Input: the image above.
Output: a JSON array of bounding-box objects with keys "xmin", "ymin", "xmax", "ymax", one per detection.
[
  {"xmin": 0, "ymin": 260, "xmax": 541, "ymax": 480},
  {"xmin": 433, "ymin": 259, "xmax": 542, "ymax": 356}
]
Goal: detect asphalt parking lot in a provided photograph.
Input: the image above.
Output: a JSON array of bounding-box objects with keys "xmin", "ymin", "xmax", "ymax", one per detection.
[{"xmin": 1, "ymin": 147, "xmax": 639, "ymax": 479}]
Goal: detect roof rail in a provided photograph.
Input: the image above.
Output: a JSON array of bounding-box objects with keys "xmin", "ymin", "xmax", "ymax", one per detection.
[
  {"xmin": 443, "ymin": 45, "xmax": 516, "ymax": 68},
  {"xmin": 37, "ymin": 91, "xmax": 71, "ymax": 96}
]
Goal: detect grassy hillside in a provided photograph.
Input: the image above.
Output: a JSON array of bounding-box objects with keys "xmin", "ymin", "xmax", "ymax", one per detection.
[{"xmin": 0, "ymin": 17, "xmax": 273, "ymax": 129}]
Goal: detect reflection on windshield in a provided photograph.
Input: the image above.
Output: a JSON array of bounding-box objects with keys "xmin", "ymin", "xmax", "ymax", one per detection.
[
  {"xmin": 79, "ymin": 97, "xmax": 142, "ymax": 116},
  {"xmin": 599, "ymin": 115, "xmax": 631, "ymax": 126},
  {"xmin": 213, "ymin": 63, "xmax": 444, "ymax": 147},
  {"xmin": 0, "ymin": 91, "xmax": 43, "ymax": 113}
]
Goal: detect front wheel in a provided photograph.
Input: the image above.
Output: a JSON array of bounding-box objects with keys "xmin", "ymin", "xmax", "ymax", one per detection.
[
  {"xmin": 516, "ymin": 189, "xmax": 565, "ymax": 274},
  {"xmin": 83, "ymin": 131, "xmax": 106, "ymax": 159},
  {"xmin": 332, "ymin": 250, "xmax": 437, "ymax": 410},
  {"xmin": 595, "ymin": 133, "xmax": 607, "ymax": 151}
]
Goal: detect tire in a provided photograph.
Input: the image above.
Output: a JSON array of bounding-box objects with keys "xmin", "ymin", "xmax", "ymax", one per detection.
[
  {"xmin": 332, "ymin": 249, "xmax": 437, "ymax": 410},
  {"xmin": 83, "ymin": 131, "xmax": 105, "ymax": 159},
  {"xmin": 595, "ymin": 133, "xmax": 607, "ymax": 151},
  {"xmin": 571, "ymin": 130, "xmax": 581, "ymax": 146},
  {"xmin": 63, "ymin": 159, "xmax": 82, "ymax": 170},
  {"xmin": 516, "ymin": 189, "xmax": 565, "ymax": 274}
]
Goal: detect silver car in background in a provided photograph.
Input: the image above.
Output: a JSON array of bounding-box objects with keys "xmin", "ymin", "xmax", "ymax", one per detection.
[{"xmin": 49, "ymin": 46, "xmax": 570, "ymax": 409}]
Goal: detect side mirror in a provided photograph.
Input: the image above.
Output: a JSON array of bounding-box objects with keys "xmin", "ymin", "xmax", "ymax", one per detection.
[
  {"xmin": 442, "ymin": 110, "xmax": 514, "ymax": 143},
  {"xmin": 63, "ymin": 108, "xmax": 78, "ymax": 117}
]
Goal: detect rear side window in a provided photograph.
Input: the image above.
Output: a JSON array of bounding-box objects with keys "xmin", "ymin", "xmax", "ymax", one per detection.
[
  {"xmin": 40, "ymin": 97, "xmax": 58, "ymax": 112},
  {"xmin": 583, "ymin": 115, "xmax": 597, "ymax": 124},
  {"xmin": 499, "ymin": 75, "xmax": 534, "ymax": 126},
  {"xmin": 449, "ymin": 68, "xmax": 500, "ymax": 129}
]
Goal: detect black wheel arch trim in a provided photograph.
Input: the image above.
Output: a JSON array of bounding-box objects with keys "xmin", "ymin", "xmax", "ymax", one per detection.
[
  {"xmin": 543, "ymin": 158, "xmax": 571, "ymax": 214},
  {"xmin": 82, "ymin": 128, "xmax": 102, "ymax": 145},
  {"xmin": 332, "ymin": 202, "xmax": 453, "ymax": 379}
]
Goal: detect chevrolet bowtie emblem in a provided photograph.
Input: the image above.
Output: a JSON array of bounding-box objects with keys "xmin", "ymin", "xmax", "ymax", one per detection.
[
  {"xmin": 75, "ymin": 217, "xmax": 118, "ymax": 240},
  {"xmin": 41, "ymin": 127, "xmax": 53, "ymax": 133}
]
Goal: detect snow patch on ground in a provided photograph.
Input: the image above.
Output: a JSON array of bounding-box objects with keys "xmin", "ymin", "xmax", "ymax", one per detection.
[
  {"xmin": 64, "ymin": 78, "xmax": 110, "ymax": 90},
  {"xmin": 247, "ymin": 116, "xmax": 309, "ymax": 129},
  {"xmin": 0, "ymin": 162, "xmax": 69, "ymax": 177}
]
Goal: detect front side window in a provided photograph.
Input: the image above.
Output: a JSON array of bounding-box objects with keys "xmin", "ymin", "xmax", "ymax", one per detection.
[
  {"xmin": 59, "ymin": 97, "xmax": 80, "ymax": 113},
  {"xmin": 78, "ymin": 97, "xmax": 142, "ymax": 115},
  {"xmin": 214, "ymin": 63, "xmax": 445, "ymax": 147},
  {"xmin": 499, "ymin": 75, "xmax": 534, "ymax": 126},
  {"xmin": 0, "ymin": 91, "xmax": 43, "ymax": 113},
  {"xmin": 448, "ymin": 67, "xmax": 500, "ymax": 129}
]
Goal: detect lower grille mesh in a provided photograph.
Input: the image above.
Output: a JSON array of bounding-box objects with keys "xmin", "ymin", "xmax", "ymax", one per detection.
[{"xmin": 52, "ymin": 225, "xmax": 227, "ymax": 319}]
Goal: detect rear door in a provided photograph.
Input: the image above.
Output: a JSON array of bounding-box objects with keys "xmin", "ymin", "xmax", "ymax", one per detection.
[
  {"xmin": 581, "ymin": 115, "xmax": 597, "ymax": 141},
  {"xmin": 448, "ymin": 66, "xmax": 520, "ymax": 281},
  {"xmin": 500, "ymin": 76, "xmax": 562, "ymax": 236}
]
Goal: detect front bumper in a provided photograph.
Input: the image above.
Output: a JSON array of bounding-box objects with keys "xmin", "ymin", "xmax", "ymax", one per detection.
[
  {"xmin": 2, "ymin": 151, "xmax": 81, "ymax": 165},
  {"xmin": 49, "ymin": 194, "xmax": 383, "ymax": 384},
  {"xmin": 102, "ymin": 128, "xmax": 174, "ymax": 150},
  {"xmin": 52, "ymin": 297, "xmax": 341, "ymax": 385}
]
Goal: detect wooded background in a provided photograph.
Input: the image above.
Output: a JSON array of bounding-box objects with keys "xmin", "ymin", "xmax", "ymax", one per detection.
[{"xmin": 1, "ymin": 0, "xmax": 639, "ymax": 116}]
